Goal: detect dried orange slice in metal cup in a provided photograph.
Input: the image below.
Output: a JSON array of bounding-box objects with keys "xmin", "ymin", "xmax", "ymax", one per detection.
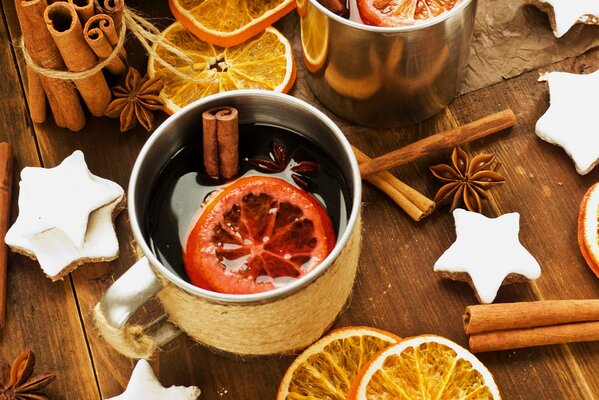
[
  {"xmin": 358, "ymin": 0, "xmax": 460, "ymax": 26},
  {"xmin": 184, "ymin": 176, "xmax": 335, "ymax": 295},
  {"xmin": 169, "ymin": 0, "xmax": 296, "ymax": 47},
  {"xmin": 277, "ymin": 326, "xmax": 400, "ymax": 399},
  {"xmin": 348, "ymin": 335, "xmax": 501, "ymax": 399},
  {"xmin": 148, "ymin": 23, "xmax": 296, "ymax": 114},
  {"xmin": 578, "ymin": 182, "xmax": 599, "ymax": 278}
]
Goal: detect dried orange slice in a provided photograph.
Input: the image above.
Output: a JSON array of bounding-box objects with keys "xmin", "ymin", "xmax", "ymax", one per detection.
[
  {"xmin": 358, "ymin": 0, "xmax": 460, "ymax": 27},
  {"xmin": 277, "ymin": 326, "xmax": 400, "ymax": 399},
  {"xmin": 169, "ymin": 0, "xmax": 296, "ymax": 47},
  {"xmin": 184, "ymin": 176, "xmax": 335, "ymax": 294},
  {"xmin": 148, "ymin": 23, "xmax": 296, "ymax": 114},
  {"xmin": 578, "ymin": 182, "xmax": 599, "ymax": 278},
  {"xmin": 300, "ymin": 1, "xmax": 328, "ymax": 72},
  {"xmin": 348, "ymin": 335, "xmax": 501, "ymax": 399}
]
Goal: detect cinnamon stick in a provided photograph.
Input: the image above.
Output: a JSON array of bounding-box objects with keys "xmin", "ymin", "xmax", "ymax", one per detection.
[
  {"xmin": 359, "ymin": 109, "xmax": 517, "ymax": 177},
  {"xmin": 15, "ymin": 0, "xmax": 86, "ymax": 131},
  {"xmin": 84, "ymin": 15, "xmax": 126, "ymax": 75},
  {"xmin": 202, "ymin": 107, "xmax": 239, "ymax": 179},
  {"xmin": 202, "ymin": 109, "xmax": 219, "ymax": 178},
  {"xmin": 469, "ymin": 321, "xmax": 599, "ymax": 353},
  {"xmin": 464, "ymin": 300, "xmax": 599, "ymax": 335},
  {"xmin": 94, "ymin": 0, "xmax": 124, "ymax": 32},
  {"xmin": 45, "ymin": 2, "xmax": 111, "ymax": 117},
  {"xmin": 352, "ymin": 146, "xmax": 435, "ymax": 221},
  {"xmin": 0, "ymin": 143, "xmax": 14, "ymax": 328},
  {"xmin": 68, "ymin": 0, "xmax": 95, "ymax": 24},
  {"xmin": 27, "ymin": 66, "xmax": 47, "ymax": 124},
  {"xmin": 216, "ymin": 108, "xmax": 239, "ymax": 180}
]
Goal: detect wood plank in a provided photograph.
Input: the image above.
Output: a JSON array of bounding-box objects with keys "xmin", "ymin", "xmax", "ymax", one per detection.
[
  {"xmin": 0, "ymin": 4, "xmax": 100, "ymax": 399},
  {"xmin": 449, "ymin": 46, "xmax": 599, "ymax": 397},
  {"xmin": 2, "ymin": 0, "xmax": 599, "ymax": 398}
]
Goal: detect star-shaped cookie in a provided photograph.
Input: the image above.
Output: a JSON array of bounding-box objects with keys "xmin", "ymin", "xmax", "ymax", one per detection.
[
  {"xmin": 107, "ymin": 360, "xmax": 201, "ymax": 400},
  {"xmin": 528, "ymin": 0, "xmax": 599, "ymax": 37},
  {"xmin": 434, "ymin": 209, "xmax": 542, "ymax": 304},
  {"xmin": 536, "ymin": 69, "xmax": 599, "ymax": 175},
  {"xmin": 5, "ymin": 151, "xmax": 125, "ymax": 280},
  {"xmin": 11, "ymin": 150, "xmax": 120, "ymax": 248}
]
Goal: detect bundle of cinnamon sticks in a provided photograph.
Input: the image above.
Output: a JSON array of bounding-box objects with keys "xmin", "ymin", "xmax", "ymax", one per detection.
[
  {"xmin": 202, "ymin": 107, "xmax": 239, "ymax": 180},
  {"xmin": 16, "ymin": 0, "xmax": 126, "ymax": 131},
  {"xmin": 464, "ymin": 300, "xmax": 599, "ymax": 353}
]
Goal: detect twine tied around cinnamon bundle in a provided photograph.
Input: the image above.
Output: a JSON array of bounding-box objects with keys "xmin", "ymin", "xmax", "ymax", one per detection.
[{"xmin": 19, "ymin": 6, "xmax": 208, "ymax": 89}]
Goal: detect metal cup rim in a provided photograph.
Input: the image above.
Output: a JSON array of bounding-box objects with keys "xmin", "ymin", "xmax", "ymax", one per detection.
[
  {"xmin": 307, "ymin": 0, "xmax": 474, "ymax": 32},
  {"xmin": 128, "ymin": 90, "xmax": 362, "ymax": 304}
]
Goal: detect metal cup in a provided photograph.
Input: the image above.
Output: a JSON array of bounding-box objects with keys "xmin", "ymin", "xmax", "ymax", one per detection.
[
  {"xmin": 300, "ymin": 0, "xmax": 477, "ymax": 127},
  {"xmin": 95, "ymin": 90, "xmax": 362, "ymax": 356}
]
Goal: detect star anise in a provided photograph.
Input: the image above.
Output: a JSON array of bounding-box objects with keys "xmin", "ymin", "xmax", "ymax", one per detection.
[
  {"xmin": 430, "ymin": 147, "xmax": 505, "ymax": 213},
  {"xmin": 105, "ymin": 67, "xmax": 165, "ymax": 132},
  {"xmin": 248, "ymin": 137, "xmax": 319, "ymax": 190},
  {"xmin": 0, "ymin": 349, "xmax": 56, "ymax": 400}
]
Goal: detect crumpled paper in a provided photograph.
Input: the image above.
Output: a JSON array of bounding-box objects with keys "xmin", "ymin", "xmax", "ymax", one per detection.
[{"xmin": 462, "ymin": 0, "xmax": 599, "ymax": 93}]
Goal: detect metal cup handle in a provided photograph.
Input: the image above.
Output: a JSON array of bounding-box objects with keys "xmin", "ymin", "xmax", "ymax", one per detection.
[{"xmin": 94, "ymin": 257, "xmax": 181, "ymax": 359}]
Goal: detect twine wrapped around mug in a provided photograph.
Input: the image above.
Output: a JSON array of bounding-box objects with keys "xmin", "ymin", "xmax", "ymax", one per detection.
[
  {"xmin": 94, "ymin": 216, "xmax": 362, "ymax": 358},
  {"xmin": 20, "ymin": 7, "xmax": 203, "ymax": 86}
]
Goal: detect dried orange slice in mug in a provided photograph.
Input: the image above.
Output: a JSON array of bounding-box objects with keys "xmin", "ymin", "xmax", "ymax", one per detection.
[
  {"xmin": 348, "ymin": 335, "xmax": 501, "ymax": 399},
  {"xmin": 578, "ymin": 182, "xmax": 599, "ymax": 278},
  {"xmin": 358, "ymin": 0, "xmax": 460, "ymax": 27},
  {"xmin": 169, "ymin": 0, "xmax": 296, "ymax": 47},
  {"xmin": 148, "ymin": 23, "xmax": 296, "ymax": 113},
  {"xmin": 184, "ymin": 176, "xmax": 335, "ymax": 294},
  {"xmin": 277, "ymin": 326, "xmax": 400, "ymax": 399}
]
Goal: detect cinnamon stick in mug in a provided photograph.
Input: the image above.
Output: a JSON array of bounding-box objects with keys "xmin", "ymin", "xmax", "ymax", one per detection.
[
  {"xmin": 0, "ymin": 143, "xmax": 13, "ymax": 328},
  {"xmin": 216, "ymin": 107, "xmax": 239, "ymax": 180},
  {"xmin": 84, "ymin": 15, "xmax": 126, "ymax": 75},
  {"xmin": 15, "ymin": 0, "xmax": 86, "ymax": 131},
  {"xmin": 202, "ymin": 109, "xmax": 219, "ymax": 178},
  {"xmin": 44, "ymin": 2, "xmax": 112, "ymax": 117}
]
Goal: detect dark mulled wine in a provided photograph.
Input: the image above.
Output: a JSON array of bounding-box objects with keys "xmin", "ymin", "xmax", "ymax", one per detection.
[{"xmin": 144, "ymin": 123, "xmax": 350, "ymax": 284}]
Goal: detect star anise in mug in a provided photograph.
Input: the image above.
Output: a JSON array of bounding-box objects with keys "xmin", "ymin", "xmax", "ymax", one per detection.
[
  {"xmin": 248, "ymin": 137, "xmax": 319, "ymax": 190},
  {"xmin": 430, "ymin": 147, "xmax": 505, "ymax": 213},
  {"xmin": 0, "ymin": 349, "xmax": 56, "ymax": 400},
  {"xmin": 105, "ymin": 67, "xmax": 165, "ymax": 132}
]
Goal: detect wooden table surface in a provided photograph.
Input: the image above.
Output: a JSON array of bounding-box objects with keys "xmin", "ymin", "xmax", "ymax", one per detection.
[{"xmin": 1, "ymin": 1, "xmax": 599, "ymax": 399}]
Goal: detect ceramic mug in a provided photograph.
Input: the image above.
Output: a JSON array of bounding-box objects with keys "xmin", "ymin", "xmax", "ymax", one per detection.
[{"xmin": 94, "ymin": 90, "xmax": 362, "ymax": 358}]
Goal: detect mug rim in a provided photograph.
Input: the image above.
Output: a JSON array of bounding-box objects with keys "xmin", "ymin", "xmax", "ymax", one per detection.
[
  {"xmin": 307, "ymin": 0, "xmax": 474, "ymax": 33},
  {"xmin": 128, "ymin": 90, "xmax": 362, "ymax": 304}
]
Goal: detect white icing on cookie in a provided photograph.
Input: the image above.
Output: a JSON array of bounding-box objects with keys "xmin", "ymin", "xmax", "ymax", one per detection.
[
  {"xmin": 5, "ymin": 151, "xmax": 124, "ymax": 280},
  {"xmin": 536, "ymin": 69, "xmax": 599, "ymax": 175},
  {"xmin": 434, "ymin": 209, "xmax": 542, "ymax": 304},
  {"xmin": 12, "ymin": 150, "xmax": 121, "ymax": 248},
  {"xmin": 107, "ymin": 360, "xmax": 201, "ymax": 400},
  {"xmin": 537, "ymin": 0, "xmax": 599, "ymax": 37}
]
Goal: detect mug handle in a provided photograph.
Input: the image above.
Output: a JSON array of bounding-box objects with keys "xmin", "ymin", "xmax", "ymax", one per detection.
[{"xmin": 93, "ymin": 257, "xmax": 181, "ymax": 359}]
